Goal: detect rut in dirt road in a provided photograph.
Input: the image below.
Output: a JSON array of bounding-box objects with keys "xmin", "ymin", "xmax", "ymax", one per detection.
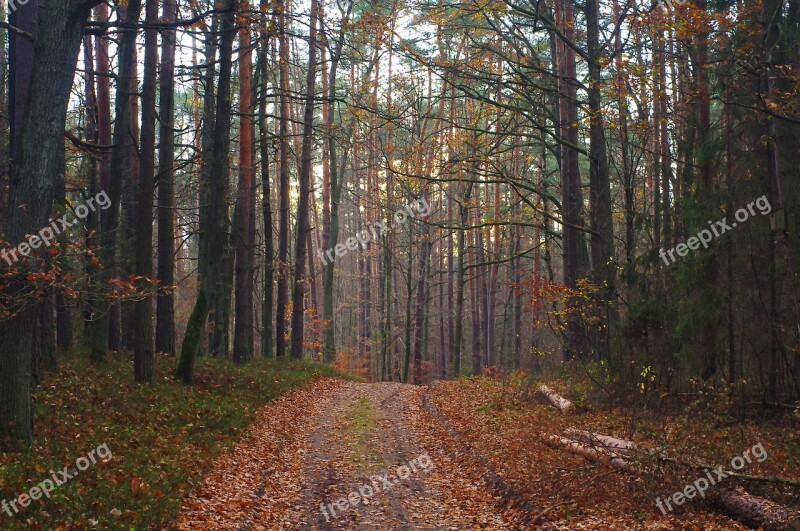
[{"xmin": 175, "ymin": 380, "xmax": 512, "ymax": 530}]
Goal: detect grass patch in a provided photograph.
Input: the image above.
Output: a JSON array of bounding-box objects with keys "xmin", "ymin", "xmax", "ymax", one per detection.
[
  {"xmin": 343, "ymin": 395, "xmax": 382, "ymax": 469},
  {"xmin": 0, "ymin": 349, "xmax": 355, "ymax": 529}
]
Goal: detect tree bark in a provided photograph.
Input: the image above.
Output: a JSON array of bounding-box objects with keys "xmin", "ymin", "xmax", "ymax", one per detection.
[
  {"xmin": 233, "ymin": 0, "xmax": 255, "ymax": 364},
  {"xmin": 412, "ymin": 191, "xmax": 431, "ymax": 384},
  {"xmin": 712, "ymin": 489, "xmax": 800, "ymax": 530},
  {"xmin": 289, "ymin": 0, "xmax": 319, "ymax": 360},
  {"xmin": 275, "ymin": 0, "xmax": 291, "ymax": 358},
  {"xmin": 156, "ymin": 0, "xmax": 178, "ymax": 356},
  {"xmin": 586, "ymin": 0, "xmax": 615, "ymax": 363},
  {"xmin": 176, "ymin": 0, "xmax": 236, "ymax": 383},
  {"xmin": 450, "ymin": 182, "xmax": 474, "ymax": 378},
  {"xmin": 258, "ymin": 1, "xmax": 275, "ymax": 359},
  {"xmin": 322, "ymin": 1, "xmax": 353, "ymax": 364},
  {"xmin": 0, "ymin": 0, "xmax": 102, "ymax": 444},
  {"xmin": 538, "ymin": 385, "xmax": 573, "ymax": 412},
  {"xmin": 554, "ymin": 0, "xmax": 589, "ymax": 361},
  {"xmin": 133, "ymin": 0, "xmax": 159, "ymax": 383},
  {"xmin": 90, "ymin": 0, "xmax": 142, "ymax": 363}
]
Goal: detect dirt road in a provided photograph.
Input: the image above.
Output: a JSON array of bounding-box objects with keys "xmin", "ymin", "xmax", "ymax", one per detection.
[{"xmin": 175, "ymin": 380, "xmax": 511, "ymax": 530}]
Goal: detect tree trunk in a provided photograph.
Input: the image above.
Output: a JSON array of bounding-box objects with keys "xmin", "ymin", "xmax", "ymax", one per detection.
[
  {"xmin": 133, "ymin": 0, "xmax": 159, "ymax": 383},
  {"xmin": 85, "ymin": 2, "xmax": 112, "ymax": 346},
  {"xmin": 712, "ymin": 489, "xmax": 800, "ymax": 530},
  {"xmin": 234, "ymin": 0, "xmax": 255, "ymax": 364},
  {"xmin": 289, "ymin": 0, "xmax": 319, "ymax": 360},
  {"xmin": 176, "ymin": 0, "xmax": 236, "ymax": 383},
  {"xmin": 586, "ymin": 0, "xmax": 615, "ymax": 363},
  {"xmin": 0, "ymin": 0, "xmax": 102, "ymax": 444},
  {"xmin": 120, "ymin": 55, "xmax": 141, "ymax": 353},
  {"xmin": 471, "ymin": 209, "xmax": 483, "ymax": 376},
  {"xmin": 156, "ymin": 0, "xmax": 178, "ymax": 356},
  {"xmin": 695, "ymin": 0, "xmax": 717, "ymax": 381},
  {"xmin": 90, "ymin": 0, "xmax": 142, "ymax": 363},
  {"xmin": 322, "ymin": 1, "xmax": 353, "ymax": 364},
  {"xmin": 450, "ymin": 182, "xmax": 473, "ymax": 378},
  {"xmin": 412, "ymin": 191, "xmax": 431, "ymax": 384},
  {"xmin": 258, "ymin": 5, "xmax": 275, "ymax": 359},
  {"xmin": 555, "ymin": 0, "xmax": 589, "ymax": 361},
  {"xmin": 275, "ymin": 0, "xmax": 291, "ymax": 358}
]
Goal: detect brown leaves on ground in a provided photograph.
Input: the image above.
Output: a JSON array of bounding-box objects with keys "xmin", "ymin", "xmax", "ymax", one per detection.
[
  {"xmin": 173, "ymin": 375, "xmax": 797, "ymax": 529},
  {"xmin": 421, "ymin": 377, "xmax": 797, "ymax": 529},
  {"xmin": 174, "ymin": 378, "xmax": 348, "ymax": 529},
  {"xmin": 175, "ymin": 381, "xmax": 512, "ymax": 529}
]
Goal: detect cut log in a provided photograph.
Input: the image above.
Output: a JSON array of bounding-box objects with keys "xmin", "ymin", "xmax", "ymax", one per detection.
[
  {"xmin": 541, "ymin": 434, "xmax": 632, "ymax": 471},
  {"xmin": 712, "ymin": 488, "xmax": 800, "ymax": 530},
  {"xmin": 537, "ymin": 385, "xmax": 573, "ymax": 413},
  {"xmin": 563, "ymin": 428, "xmax": 635, "ymax": 452}
]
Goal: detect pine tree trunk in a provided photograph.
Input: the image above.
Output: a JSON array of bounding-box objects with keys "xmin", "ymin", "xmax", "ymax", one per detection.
[
  {"xmin": 90, "ymin": 0, "xmax": 142, "ymax": 363},
  {"xmin": 258, "ymin": 6, "xmax": 276, "ymax": 359},
  {"xmin": 450, "ymin": 182, "xmax": 473, "ymax": 378},
  {"xmin": 412, "ymin": 192, "xmax": 431, "ymax": 383},
  {"xmin": 120, "ymin": 58, "xmax": 141, "ymax": 353},
  {"xmin": 586, "ymin": 0, "xmax": 615, "ymax": 363},
  {"xmin": 233, "ymin": 0, "xmax": 255, "ymax": 364},
  {"xmin": 322, "ymin": 1, "xmax": 353, "ymax": 364},
  {"xmin": 176, "ymin": 0, "xmax": 236, "ymax": 382},
  {"xmin": 289, "ymin": 0, "xmax": 319, "ymax": 360},
  {"xmin": 133, "ymin": 0, "xmax": 159, "ymax": 383},
  {"xmin": 554, "ymin": 0, "xmax": 589, "ymax": 361},
  {"xmin": 156, "ymin": 0, "xmax": 177, "ymax": 356},
  {"xmin": 275, "ymin": 0, "xmax": 291, "ymax": 358}
]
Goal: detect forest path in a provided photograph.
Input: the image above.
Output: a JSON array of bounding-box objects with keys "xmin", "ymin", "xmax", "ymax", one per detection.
[{"xmin": 175, "ymin": 380, "xmax": 511, "ymax": 530}]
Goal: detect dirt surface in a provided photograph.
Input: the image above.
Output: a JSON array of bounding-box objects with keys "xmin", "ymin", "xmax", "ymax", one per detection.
[{"xmin": 175, "ymin": 380, "xmax": 511, "ymax": 530}]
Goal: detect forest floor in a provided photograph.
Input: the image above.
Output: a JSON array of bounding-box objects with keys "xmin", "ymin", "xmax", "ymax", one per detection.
[
  {"xmin": 0, "ymin": 352, "xmax": 355, "ymax": 530},
  {"xmin": 175, "ymin": 380, "xmax": 511, "ymax": 529},
  {"xmin": 173, "ymin": 375, "xmax": 800, "ymax": 529},
  {"xmin": 3, "ymin": 354, "xmax": 796, "ymax": 529}
]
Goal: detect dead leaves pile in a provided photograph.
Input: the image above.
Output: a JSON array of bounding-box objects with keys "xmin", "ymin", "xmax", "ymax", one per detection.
[
  {"xmin": 173, "ymin": 378, "xmax": 348, "ymax": 530},
  {"xmin": 419, "ymin": 379, "xmax": 744, "ymax": 530}
]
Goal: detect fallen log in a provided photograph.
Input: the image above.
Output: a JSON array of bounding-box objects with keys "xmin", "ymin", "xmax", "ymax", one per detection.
[
  {"xmin": 541, "ymin": 434, "xmax": 632, "ymax": 471},
  {"xmin": 537, "ymin": 385, "xmax": 573, "ymax": 413},
  {"xmin": 563, "ymin": 428, "xmax": 635, "ymax": 452},
  {"xmin": 543, "ymin": 432, "xmax": 800, "ymax": 528},
  {"xmin": 712, "ymin": 488, "xmax": 800, "ymax": 530}
]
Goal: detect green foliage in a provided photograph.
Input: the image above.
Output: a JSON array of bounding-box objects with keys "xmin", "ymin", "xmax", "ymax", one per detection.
[{"xmin": 586, "ymin": 359, "xmax": 613, "ymax": 388}]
